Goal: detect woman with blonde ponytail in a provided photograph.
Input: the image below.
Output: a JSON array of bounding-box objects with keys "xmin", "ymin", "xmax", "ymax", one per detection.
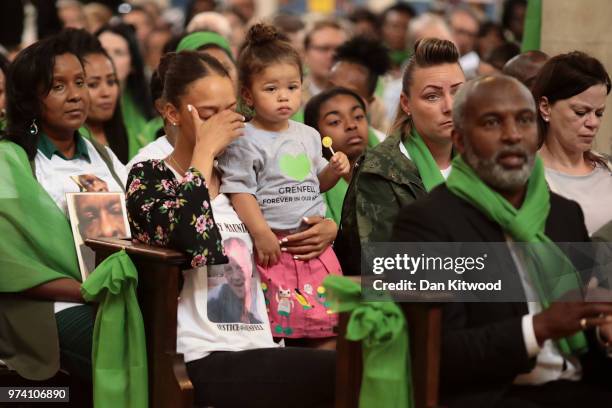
[{"xmin": 335, "ymin": 38, "xmax": 465, "ymax": 275}]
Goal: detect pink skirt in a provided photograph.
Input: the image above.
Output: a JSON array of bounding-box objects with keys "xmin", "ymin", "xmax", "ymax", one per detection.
[{"xmin": 258, "ymin": 244, "xmax": 342, "ymax": 338}]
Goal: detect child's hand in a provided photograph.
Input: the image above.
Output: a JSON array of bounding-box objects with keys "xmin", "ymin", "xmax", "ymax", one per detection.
[
  {"xmin": 253, "ymin": 228, "xmax": 281, "ymax": 268},
  {"xmin": 329, "ymin": 151, "xmax": 350, "ymax": 177}
]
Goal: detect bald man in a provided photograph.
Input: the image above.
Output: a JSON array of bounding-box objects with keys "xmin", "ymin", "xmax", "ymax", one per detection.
[
  {"xmin": 503, "ymin": 50, "xmax": 549, "ymax": 89},
  {"xmin": 392, "ymin": 75, "xmax": 612, "ymax": 407}
]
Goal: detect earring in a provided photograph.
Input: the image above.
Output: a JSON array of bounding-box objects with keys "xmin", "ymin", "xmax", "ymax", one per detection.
[
  {"xmin": 172, "ymin": 122, "xmax": 177, "ymax": 126},
  {"xmin": 28, "ymin": 119, "xmax": 39, "ymax": 136},
  {"xmin": 543, "ymin": 117, "xmax": 549, "ymax": 122}
]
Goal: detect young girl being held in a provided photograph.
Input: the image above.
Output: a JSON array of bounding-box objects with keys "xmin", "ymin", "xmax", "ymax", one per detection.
[{"xmin": 218, "ymin": 23, "xmax": 349, "ymax": 349}]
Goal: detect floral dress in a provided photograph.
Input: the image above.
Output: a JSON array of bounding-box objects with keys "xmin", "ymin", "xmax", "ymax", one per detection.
[{"xmin": 126, "ymin": 159, "xmax": 227, "ymax": 268}]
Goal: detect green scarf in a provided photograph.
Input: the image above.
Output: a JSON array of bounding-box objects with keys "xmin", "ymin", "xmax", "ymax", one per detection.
[
  {"xmin": 0, "ymin": 141, "xmax": 81, "ymax": 290},
  {"xmin": 403, "ymin": 128, "xmax": 446, "ymax": 192},
  {"xmin": 291, "ymin": 109, "xmax": 304, "ymax": 123},
  {"xmin": 389, "ymin": 49, "xmax": 410, "ymax": 67},
  {"xmin": 121, "ymin": 91, "xmax": 151, "ymax": 160},
  {"xmin": 446, "ymin": 156, "xmax": 587, "ymax": 355},
  {"xmin": 141, "ymin": 116, "xmax": 164, "ymax": 143},
  {"xmin": 0, "ymin": 141, "xmax": 78, "ymax": 378},
  {"xmin": 82, "ymin": 251, "xmax": 149, "ymax": 408},
  {"xmin": 367, "ymin": 127, "xmax": 380, "ymax": 148},
  {"xmin": 0, "ymin": 140, "xmax": 148, "ymax": 406},
  {"xmin": 324, "ymin": 275, "xmax": 412, "ymax": 408},
  {"xmin": 323, "ymin": 177, "xmax": 348, "ymax": 224}
]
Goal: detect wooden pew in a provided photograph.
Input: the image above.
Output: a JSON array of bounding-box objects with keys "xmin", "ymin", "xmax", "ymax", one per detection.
[
  {"xmin": 335, "ymin": 296, "xmax": 442, "ymax": 408},
  {"xmin": 85, "ymin": 237, "xmax": 194, "ymax": 408}
]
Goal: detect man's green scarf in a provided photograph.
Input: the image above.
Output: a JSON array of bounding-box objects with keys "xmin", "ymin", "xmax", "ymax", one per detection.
[
  {"xmin": 324, "ymin": 275, "xmax": 412, "ymax": 408},
  {"xmin": 446, "ymin": 156, "xmax": 588, "ymax": 356},
  {"xmin": 323, "ymin": 177, "xmax": 348, "ymax": 224},
  {"xmin": 403, "ymin": 128, "xmax": 446, "ymax": 192},
  {"xmin": 0, "ymin": 141, "xmax": 148, "ymax": 407}
]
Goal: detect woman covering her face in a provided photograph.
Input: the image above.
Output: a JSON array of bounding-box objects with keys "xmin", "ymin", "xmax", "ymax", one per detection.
[{"xmin": 125, "ymin": 50, "xmax": 336, "ymax": 408}]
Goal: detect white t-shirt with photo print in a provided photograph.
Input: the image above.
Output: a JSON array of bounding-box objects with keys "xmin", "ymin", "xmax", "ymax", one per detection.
[{"xmin": 176, "ymin": 193, "xmax": 278, "ymax": 362}]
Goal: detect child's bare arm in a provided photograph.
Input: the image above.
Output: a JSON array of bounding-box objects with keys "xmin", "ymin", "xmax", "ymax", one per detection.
[
  {"xmin": 318, "ymin": 165, "xmax": 339, "ymax": 193},
  {"xmin": 318, "ymin": 151, "xmax": 350, "ymax": 192},
  {"xmin": 230, "ymin": 193, "xmax": 281, "ymax": 267}
]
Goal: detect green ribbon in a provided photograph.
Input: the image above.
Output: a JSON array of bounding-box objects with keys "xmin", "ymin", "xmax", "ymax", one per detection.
[
  {"xmin": 324, "ymin": 275, "xmax": 412, "ymax": 408},
  {"xmin": 447, "ymin": 156, "xmax": 587, "ymax": 355},
  {"xmin": 323, "ymin": 177, "xmax": 348, "ymax": 224},
  {"xmin": 82, "ymin": 250, "xmax": 149, "ymax": 408},
  {"xmin": 176, "ymin": 31, "xmax": 233, "ymax": 60},
  {"xmin": 403, "ymin": 128, "xmax": 446, "ymax": 192}
]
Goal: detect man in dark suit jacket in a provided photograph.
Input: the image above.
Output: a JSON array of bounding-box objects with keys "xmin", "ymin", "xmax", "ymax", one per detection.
[{"xmin": 392, "ymin": 75, "xmax": 612, "ymax": 408}]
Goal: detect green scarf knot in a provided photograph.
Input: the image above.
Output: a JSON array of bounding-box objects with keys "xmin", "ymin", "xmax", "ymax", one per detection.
[
  {"xmin": 324, "ymin": 275, "xmax": 413, "ymax": 408},
  {"xmin": 447, "ymin": 156, "xmax": 588, "ymax": 356}
]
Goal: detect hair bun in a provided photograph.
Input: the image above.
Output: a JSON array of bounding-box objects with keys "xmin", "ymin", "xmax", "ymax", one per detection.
[{"xmin": 245, "ymin": 23, "xmax": 280, "ymax": 46}]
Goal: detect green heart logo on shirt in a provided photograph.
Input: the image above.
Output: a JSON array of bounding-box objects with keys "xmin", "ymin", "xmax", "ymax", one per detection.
[{"xmin": 279, "ymin": 153, "xmax": 311, "ymax": 182}]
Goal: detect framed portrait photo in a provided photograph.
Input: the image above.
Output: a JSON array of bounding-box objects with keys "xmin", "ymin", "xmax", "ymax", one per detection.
[{"xmin": 66, "ymin": 192, "xmax": 131, "ymax": 280}]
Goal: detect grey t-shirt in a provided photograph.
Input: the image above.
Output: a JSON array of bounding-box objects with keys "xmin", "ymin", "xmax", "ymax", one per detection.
[
  {"xmin": 545, "ymin": 165, "xmax": 612, "ymax": 235},
  {"xmin": 218, "ymin": 120, "xmax": 328, "ymax": 231}
]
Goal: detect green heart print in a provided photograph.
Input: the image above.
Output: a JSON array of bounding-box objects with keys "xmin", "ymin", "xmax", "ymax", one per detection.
[{"xmin": 279, "ymin": 152, "xmax": 311, "ymax": 182}]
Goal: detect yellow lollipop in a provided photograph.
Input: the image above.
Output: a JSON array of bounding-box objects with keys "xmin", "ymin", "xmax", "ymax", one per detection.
[{"xmin": 322, "ymin": 136, "xmax": 335, "ymax": 155}]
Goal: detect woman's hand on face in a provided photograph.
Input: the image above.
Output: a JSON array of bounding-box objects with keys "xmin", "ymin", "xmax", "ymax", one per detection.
[
  {"xmin": 188, "ymin": 104, "xmax": 245, "ymax": 158},
  {"xmin": 280, "ymin": 216, "xmax": 337, "ymax": 261}
]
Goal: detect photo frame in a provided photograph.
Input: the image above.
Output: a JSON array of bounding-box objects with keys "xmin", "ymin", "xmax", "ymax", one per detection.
[{"xmin": 66, "ymin": 192, "xmax": 131, "ymax": 280}]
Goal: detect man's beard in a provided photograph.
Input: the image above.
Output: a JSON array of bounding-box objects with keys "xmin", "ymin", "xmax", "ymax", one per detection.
[{"xmin": 462, "ymin": 141, "xmax": 535, "ymax": 191}]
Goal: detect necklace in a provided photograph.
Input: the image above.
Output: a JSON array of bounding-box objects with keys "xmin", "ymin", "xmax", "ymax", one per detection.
[{"xmin": 167, "ymin": 154, "xmax": 187, "ymax": 174}]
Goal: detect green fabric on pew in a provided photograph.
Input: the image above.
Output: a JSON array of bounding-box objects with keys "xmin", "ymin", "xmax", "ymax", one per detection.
[
  {"xmin": 324, "ymin": 275, "xmax": 412, "ymax": 408},
  {"xmin": 82, "ymin": 250, "xmax": 148, "ymax": 408}
]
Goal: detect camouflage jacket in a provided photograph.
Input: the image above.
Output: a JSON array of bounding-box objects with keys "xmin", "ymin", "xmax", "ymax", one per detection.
[{"xmin": 335, "ymin": 130, "xmax": 427, "ymax": 275}]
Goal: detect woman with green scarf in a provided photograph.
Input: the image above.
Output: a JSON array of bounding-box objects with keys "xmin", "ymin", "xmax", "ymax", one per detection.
[
  {"xmin": 304, "ymin": 87, "xmax": 370, "ymax": 225},
  {"xmin": 335, "ymin": 38, "xmax": 465, "ymax": 275},
  {"xmin": 1, "ymin": 34, "xmax": 147, "ymax": 408}
]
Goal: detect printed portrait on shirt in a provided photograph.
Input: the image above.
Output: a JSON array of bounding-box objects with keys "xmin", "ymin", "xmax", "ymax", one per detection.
[
  {"xmin": 67, "ymin": 192, "xmax": 131, "ymax": 280},
  {"xmin": 207, "ymin": 237, "xmax": 263, "ymax": 324}
]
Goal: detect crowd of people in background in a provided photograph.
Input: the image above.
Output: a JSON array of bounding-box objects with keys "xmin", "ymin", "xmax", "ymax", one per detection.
[{"xmin": 1, "ymin": 0, "xmax": 612, "ymax": 407}]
